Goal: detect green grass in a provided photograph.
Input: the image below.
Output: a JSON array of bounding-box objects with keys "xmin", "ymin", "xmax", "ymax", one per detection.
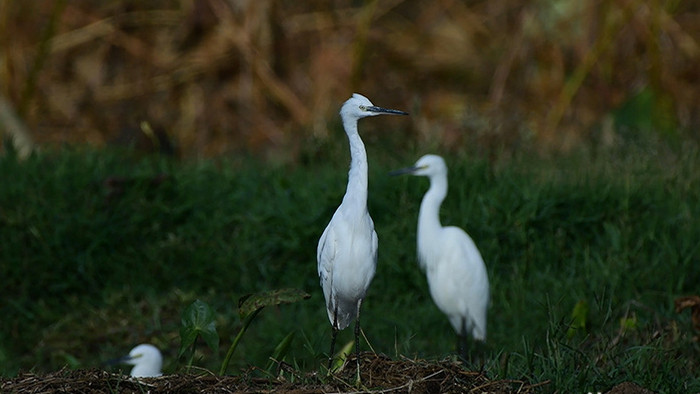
[{"xmin": 1, "ymin": 142, "xmax": 699, "ymax": 392}]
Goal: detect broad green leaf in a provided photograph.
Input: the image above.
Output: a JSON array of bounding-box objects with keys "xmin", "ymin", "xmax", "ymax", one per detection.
[
  {"xmin": 179, "ymin": 299, "xmax": 219, "ymax": 357},
  {"xmin": 238, "ymin": 288, "xmax": 310, "ymax": 318}
]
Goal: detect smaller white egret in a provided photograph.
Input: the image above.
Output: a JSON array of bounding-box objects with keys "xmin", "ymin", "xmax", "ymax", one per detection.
[
  {"xmin": 318, "ymin": 93, "xmax": 407, "ymax": 377},
  {"xmin": 110, "ymin": 344, "xmax": 163, "ymax": 377},
  {"xmin": 391, "ymin": 154, "xmax": 490, "ymax": 360}
]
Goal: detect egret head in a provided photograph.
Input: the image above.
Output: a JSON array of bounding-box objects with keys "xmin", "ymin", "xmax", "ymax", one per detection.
[
  {"xmin": 390, "ymin": 154, "xmax": 447, "ymax": 178},
  {"xmin": 340, "ymin": 93, "xmax": 408, "ymax": 122},
  {"xmin": 121, "ymin": 344, "xmax": 163, "ymax": 377}
]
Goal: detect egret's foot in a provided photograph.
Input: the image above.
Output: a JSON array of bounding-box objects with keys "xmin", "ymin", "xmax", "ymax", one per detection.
[
  {"xmin": 457, "ymin": 339, "xmax": 487, "ymax": 368},
  {"xmin": 326, "ymin": 357, "xmax": 334, "ymax": 376}
]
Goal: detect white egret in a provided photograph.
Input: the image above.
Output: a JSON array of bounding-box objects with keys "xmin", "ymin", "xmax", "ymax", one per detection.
[
  {"xmin": 318, "ymin": 93, "xmax": 407, "ymax": 375},
  {"xmin": 110, "ymin": 344, "xmax": 163, "ymax": 377},
  {"xmin": 391, "ymin": 154, "xmax": 489, "ymax": 360}
]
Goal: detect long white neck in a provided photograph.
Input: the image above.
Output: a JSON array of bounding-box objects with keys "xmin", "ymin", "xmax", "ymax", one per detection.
[
  {"xmin": 417, "ymin": 173, "xmax": 447, "ymax": 267},
  {"xmin": 341, "ymin": 118, "xmax": 368, "ymax": 209}
]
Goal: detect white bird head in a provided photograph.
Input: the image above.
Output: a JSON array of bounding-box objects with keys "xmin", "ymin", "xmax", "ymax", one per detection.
[
  {"xmin": 115, "ymin": 344, "xmax": 163, "ymax": 377},
  {"xmin": 340, "ymin": 93, "xmax": 408, "ymax": 123},
  {"xmin": 390, "ymin": 154, "xmax": 447, "ymax": 178}
]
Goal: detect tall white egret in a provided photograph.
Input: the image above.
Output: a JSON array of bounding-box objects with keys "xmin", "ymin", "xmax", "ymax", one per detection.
[
  {"xmin": 110, "ymin": 344, "xmax": 163, "ymax": 377},
  {"xmin": 391, "ymin": 154, "xmax": 489, "ymax": 360},
  {"xmin": 318, "ymin": 93, "xmax": 407, "ymax": 376}
]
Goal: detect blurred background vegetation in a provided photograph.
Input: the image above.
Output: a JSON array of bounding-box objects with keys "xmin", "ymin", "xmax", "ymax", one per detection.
[
  {"xmin": 1, "ymin": 0, "xmax": 698, "ymax": 161},
  {"xmin": 2, "ymin": 2, "xmax": 700, "ymax": 390}
]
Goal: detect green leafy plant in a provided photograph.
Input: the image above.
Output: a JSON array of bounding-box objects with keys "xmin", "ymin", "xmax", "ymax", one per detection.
[
  {"xmin": 179, "ymin": 299, "xmax": 219, "ymax": 371},
  {"xmin": 219, "ymin": 288, "xmax": 310, "ymax": 375}
]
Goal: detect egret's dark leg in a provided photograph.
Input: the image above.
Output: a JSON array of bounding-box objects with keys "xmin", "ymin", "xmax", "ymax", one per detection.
[
  {"xmin": 354, "ymin": 300, "xmax": 363, "ymax": 383},
  {"xmin": 458, "ymin": 317, "xmax": 469, "ymax": 362},
  {"xmin": 457, "ymin": 335, "xmax": 468, "ymax": 362},
  {"xmin": 328, "ymin": 305, "xmax": 339, "ymax": 370}
]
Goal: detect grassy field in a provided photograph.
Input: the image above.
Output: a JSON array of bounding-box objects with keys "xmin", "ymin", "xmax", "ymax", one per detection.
[{"xmin": 1, "ymin": 141, "xmax": 699, "ymax": 392}]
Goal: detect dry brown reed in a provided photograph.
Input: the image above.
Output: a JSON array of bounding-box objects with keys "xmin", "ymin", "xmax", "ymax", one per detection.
[{"xmin": 0, "ymin": 0, "xmax": 698, "ymax": 160}]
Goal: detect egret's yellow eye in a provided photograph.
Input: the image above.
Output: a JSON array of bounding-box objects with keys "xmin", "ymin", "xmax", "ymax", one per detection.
[{"xmin": 359, "ymin": 105, "xmax": 367, "ymax": 111}]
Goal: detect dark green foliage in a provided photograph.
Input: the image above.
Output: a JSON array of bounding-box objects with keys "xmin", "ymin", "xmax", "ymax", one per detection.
[
  {"xmin": 1, "ymin": 145, "xmax": 699, "ymax": 392},
  {"xmin": 179, "ymin": 299, "xmax": 218, "ymax": 360}
]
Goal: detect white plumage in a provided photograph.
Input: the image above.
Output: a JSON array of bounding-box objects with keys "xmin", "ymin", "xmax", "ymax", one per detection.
[
  {"xmin": 318, "ymin": 93, "xmax": 407, "ymax": 372},
  {"xmin": 392, "ymin": 154, "xmax": 490, "ymax": 350},
  {"xmin": 119, "ymin": 344, "xmax": 163, "ymax": 377}
]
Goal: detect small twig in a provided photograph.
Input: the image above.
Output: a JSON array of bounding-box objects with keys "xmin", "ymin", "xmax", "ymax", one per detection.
[
  {"xmin": 488, "ymin": 8, "xmax": 529, "ymax": 107},
  {"xmin": 372, "ymin": 369, "xmax": 445, "ymax": 394},
  {"xmin": 183, "ymin": 365, "xmax": 218, "ymax": 376},
  {"xmin": 327, "ymin": 368, "xmax": 445, "ymax": 394},
  {"xmin": 0, "ymin": 93, "xmax": 33, "ymax": 158},
  {"xmin": 19, "ymin": 0, "xmax": 66, "ymax": 117},
  {"xmin": 360, "ymin": 327, "xmax": 376, "ymax": 355}
]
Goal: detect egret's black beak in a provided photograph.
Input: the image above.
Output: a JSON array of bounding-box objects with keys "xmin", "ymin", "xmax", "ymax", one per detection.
[
  {"xmin": 104, "ymin": 355, "xmax": 128, "ymax": 366},
  {"xmin": 367, "ymin": 106, "xmax": 408, "ymax": 116},
  {"xmin": 389, "ymin": 166, "xmax": 419, "ymax": 176},
  {"xmin": 103, "ymin": 353, "xmax": 138, "ymax": 366}
]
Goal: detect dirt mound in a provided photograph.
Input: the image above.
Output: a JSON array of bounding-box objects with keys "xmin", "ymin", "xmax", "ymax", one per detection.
[{"xmin": 1, "ymin": 353, "xmax": 545, "ymax": 393}]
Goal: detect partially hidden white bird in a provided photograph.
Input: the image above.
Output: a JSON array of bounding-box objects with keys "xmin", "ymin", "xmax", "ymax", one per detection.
[
  {"xmin": 318, "ymin": 93, "xmax": 408, "ymax": 375},
  {"xmin": 110, "ymin": 344, "xmax": 163, "ymax": 377},
  {"xmin": 391, "ymin": 154, "xmax": 490, "ymax": 360}
]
